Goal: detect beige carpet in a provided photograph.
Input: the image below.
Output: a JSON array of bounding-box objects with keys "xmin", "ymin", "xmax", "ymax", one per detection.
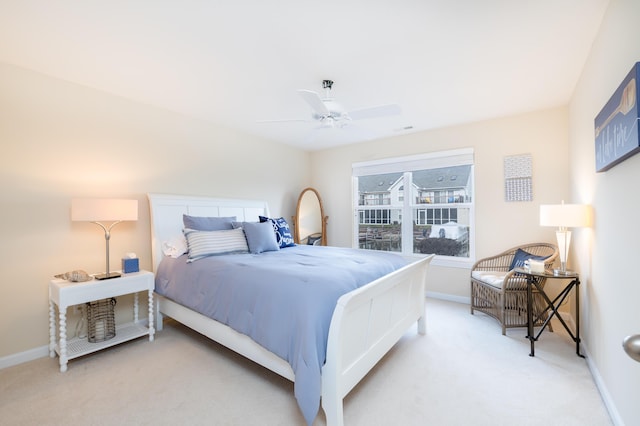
[{"xmin": 0, "ymin": 298, "xmax": 612, "ymax": 425}]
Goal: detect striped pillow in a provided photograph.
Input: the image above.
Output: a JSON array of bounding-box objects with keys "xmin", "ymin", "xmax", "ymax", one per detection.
[{"xmin": 184, "ymin": 227, "xmax": 249, "ymax": 262}]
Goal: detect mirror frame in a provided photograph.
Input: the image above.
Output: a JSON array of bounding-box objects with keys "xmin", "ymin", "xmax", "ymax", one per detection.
[{"xmin": 292, "ymin": 187, "xmax": 328, "ymax": 246}]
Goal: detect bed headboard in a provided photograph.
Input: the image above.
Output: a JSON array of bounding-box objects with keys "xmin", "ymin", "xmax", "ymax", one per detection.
[{"xmin": 147, "ymin": 193, "xmax": 270, "ymax": 272}]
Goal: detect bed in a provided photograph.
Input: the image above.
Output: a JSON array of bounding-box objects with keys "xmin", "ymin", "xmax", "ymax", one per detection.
[{"xmin": 148, "ymin": 193, "xmax": 433, "ymax": 426}]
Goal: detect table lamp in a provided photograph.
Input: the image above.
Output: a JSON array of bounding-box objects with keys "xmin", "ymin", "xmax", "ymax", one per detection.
[
  {"xmin": 539, "ymin": 201, "xmax": 592, "ymax": 275},
  {"xmin": 71, "ymin": 198, "xmax": 138, "ymax": 280}
]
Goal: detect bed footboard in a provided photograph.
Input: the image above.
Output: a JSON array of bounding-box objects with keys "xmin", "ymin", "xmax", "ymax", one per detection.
[{"xmin": 321, "ymin": 254, "xmax": 433, "ymax": 426}]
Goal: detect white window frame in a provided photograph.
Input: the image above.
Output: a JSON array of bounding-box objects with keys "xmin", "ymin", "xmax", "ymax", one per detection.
[{"xmin": 352, "ymin": 148, "xmax": 475, "ymax": 268}]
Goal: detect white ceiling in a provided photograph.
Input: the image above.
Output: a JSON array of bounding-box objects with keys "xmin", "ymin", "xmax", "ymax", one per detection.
[{"xmin": 0, "ymin": 1, "xmax": 610, "ymax": 150}]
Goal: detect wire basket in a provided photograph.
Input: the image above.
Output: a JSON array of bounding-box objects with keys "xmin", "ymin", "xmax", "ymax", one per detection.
[{"xmin": 86, "ymin": 298, "xmax": 116, "ymax": 343}]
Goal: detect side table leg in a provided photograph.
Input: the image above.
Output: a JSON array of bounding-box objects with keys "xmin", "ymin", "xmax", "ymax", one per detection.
[
  {"xmin": 575, "ymin": 279, "xmax": 584, "ymax": 358},
  {"xmin": 527, "ymin": 277, "xmax": 535, "ymax": 357},
  {"xmin": 58, "ymin": 308, "xmax": 68, "ymax": 372},
  {"xmin": 148, "ymin": 289, "xmax": 155, "ymax": 342},
  {"xmin": 49, "ymin": 301, "xmax": 56, "ymax": 358}
]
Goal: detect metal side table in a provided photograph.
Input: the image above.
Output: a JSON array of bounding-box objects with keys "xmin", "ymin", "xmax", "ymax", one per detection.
[{"xmin": 514, "ymin": 268, "xmax": 583, "ymax": 358}]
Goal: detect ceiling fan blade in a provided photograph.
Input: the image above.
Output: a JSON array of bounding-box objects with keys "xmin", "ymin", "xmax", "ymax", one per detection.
[
  {"xmin": 257, "ymin": 118, "xmax": 310, "ymax": 123},
  {"xmin": 298, "ymin": 89, "xmax": 330, "ymax": 117},
  {"xmin": 348, "ymin": 104, "xmax": 402, "ymax": 120}
]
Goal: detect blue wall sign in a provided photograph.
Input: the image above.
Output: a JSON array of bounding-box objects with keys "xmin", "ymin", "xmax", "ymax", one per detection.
[{"xmin": 594, "ymin": 62, "xmax": 640, "ymax": 172}]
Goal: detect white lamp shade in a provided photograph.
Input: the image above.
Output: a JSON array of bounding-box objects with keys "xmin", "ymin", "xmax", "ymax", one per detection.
[
  {"xmin": 540, "ymin": 204, "xmax": 592, "ymax": 228},
  {"xmin": 71, "ymin": 198, "xmax": 138, "ymax": 222}
]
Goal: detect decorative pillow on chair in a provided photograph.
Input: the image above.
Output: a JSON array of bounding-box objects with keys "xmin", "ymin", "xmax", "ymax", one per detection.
[
  {"xmin": 509, "ymin": 248, "xmax": 550, "ymax": 270},
  {"xmin": 241, "ymin": 221, "xmax": 280, "ymax": 254},
  {"xmin": 183, "ymin": 214, "xmax": 236, "ymax": 231},
  {"xmin": 184, "ymin": 227, "xmax": 248, "ymax": 262},
  {"xmin": 259, "ymin": 216, "xmax": 295, "ymax": 248}
]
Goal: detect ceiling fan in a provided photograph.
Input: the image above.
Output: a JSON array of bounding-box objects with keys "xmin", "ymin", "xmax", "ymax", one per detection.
[{"xmin": 259, "ymin": 80, "xmax": 402, "ymax": 129}]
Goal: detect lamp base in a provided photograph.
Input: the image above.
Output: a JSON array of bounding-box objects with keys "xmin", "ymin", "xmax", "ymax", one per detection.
[{"xmin": 94, "ymin": 272, "xmax": 121, "ymax": 280}]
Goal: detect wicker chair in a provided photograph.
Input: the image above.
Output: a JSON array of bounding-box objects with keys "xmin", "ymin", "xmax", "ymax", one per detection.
[{"xmin": 470, "ymin": 243, "xmax": 559, "ymax": 335}]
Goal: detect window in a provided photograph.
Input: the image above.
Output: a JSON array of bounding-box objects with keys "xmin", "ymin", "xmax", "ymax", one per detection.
[{"xmin": 352, "ymin": 149, "xmax": 474, "ymax": 267}]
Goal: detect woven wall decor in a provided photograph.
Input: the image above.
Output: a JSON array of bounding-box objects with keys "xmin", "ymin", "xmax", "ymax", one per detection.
[{"xmin": 504, "ymin": 154, "xmax": 532, "ymax": 202}]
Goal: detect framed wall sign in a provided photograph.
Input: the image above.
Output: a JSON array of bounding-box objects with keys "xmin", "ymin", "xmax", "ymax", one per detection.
[{"xmin": 594, "ymin": 62, "xmax": 640, "ymax": 172}]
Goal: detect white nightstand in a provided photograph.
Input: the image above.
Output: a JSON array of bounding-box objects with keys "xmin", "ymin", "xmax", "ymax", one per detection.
[{"xmin": 49, "ymin": 270, "xmax": 155, "ymax": 372}]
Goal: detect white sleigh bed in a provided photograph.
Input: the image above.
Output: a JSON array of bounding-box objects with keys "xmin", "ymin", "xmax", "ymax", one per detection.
[{"xmin": 148, "ymin": 193, "xmax": 433, "ymax": 426}]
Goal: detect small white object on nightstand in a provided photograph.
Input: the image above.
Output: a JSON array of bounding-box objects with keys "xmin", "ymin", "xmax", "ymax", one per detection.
[{"xmin": 48, "ymin": 270, "xmax": 155, "ymax": 372}]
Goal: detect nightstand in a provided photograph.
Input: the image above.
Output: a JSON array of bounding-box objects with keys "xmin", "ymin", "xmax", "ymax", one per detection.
[{"xmin": 49, "ymin": 270, "xmax": 155, "ymax": 372}]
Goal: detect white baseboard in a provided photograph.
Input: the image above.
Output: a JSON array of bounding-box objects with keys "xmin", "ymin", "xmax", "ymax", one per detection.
[
  {"xmin": 0, "ymin": 345, "xmax": 49, "ymax": 370},
  {"xmin": 535, "ymin": 314, "xmax": 621, "ymax": 425},
  {"xmin": 581, "ymin": 345, "xmax": 624, "ymax": 425}
]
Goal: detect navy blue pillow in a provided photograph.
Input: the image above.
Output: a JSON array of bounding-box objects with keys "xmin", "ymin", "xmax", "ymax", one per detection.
[
  {"xmin": 509, "ymin": 248, "xmax": 550, "ymax": 270},
  {"xmin": 259, "ymin": 216, "xmax": 295, "ymax": 248}
]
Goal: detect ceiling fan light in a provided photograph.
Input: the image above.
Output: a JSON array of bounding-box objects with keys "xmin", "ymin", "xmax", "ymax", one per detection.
[{"xmin": 320, "ymin": 117, "xmax": 334, "ymax": 128}]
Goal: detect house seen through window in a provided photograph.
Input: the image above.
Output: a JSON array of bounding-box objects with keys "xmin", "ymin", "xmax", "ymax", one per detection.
[{"xmin": 352, "ymin": 149, "xmax": 474, "ymax": 266}]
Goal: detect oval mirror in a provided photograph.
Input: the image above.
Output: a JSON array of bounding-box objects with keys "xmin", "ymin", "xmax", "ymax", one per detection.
[{"xmin": 293, "ymin": 187, "xmax": 328, "ymax": 246}]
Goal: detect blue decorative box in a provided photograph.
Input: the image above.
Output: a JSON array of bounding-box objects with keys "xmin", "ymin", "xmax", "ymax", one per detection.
[
  {"xmin": 122, "ymin": 258, "xmax": 139, "ymax": 274},
  {"xmin": 595, "ymin": 62, "xmax": 640, "ymax": 172}
]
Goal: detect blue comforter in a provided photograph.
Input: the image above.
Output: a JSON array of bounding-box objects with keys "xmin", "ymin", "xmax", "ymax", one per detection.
[{"xmin": 155, "ymin": 245, "xmax": 408, "ymax": 424}]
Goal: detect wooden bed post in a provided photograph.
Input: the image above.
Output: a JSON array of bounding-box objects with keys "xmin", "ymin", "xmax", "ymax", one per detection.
[{"xmin": 323, "ymin": 397, "xmax": 344, "ymax": 426}]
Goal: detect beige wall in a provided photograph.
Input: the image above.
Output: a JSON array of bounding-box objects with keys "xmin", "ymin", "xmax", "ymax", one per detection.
[
  {"xmin": 568, "ymin": 0, "xmax": 640, "ymax": 424},
  {"xmin": 0, "ymin": 62, "xmax": 310, "ymax": 358},
  {"xmin": 310, "ymin": 107, "xmax": 570, "ymax": 299}
]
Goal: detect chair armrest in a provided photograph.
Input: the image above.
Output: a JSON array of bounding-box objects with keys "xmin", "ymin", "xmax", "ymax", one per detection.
[
  {"xmin": 502, "ymin": 269, "xmax": 530, "ymax": 290},
  {"xmin": 471, "ymin": 253, "xmax": 513, "ymax": 272},
  {"xmin": 543, "ymin": 256, "xmax": 557, "ymax": 273}
]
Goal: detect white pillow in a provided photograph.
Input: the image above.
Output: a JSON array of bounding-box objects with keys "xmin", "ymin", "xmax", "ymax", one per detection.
[
  {"xmin": 162, "ymin": 235, "xmax": 188, "ymax": 258},
  {"xmin": 184, "ymin": 227, "xmax": 249, "ymax": 262}
]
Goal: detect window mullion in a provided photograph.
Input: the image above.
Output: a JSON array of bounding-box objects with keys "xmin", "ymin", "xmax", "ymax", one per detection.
[{"xmin": 402, "ymin": 172, "xmax": 413, "ymax": 253}]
